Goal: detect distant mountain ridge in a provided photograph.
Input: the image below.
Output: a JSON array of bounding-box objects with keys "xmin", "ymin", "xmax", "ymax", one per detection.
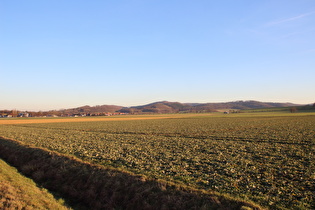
[
  {"xmin": 60, "ymin": 100, "xmax": 300, "ymax": 115},
  {"xmin": 0, "ymin": 100, "xmax": 304, "ymax": 117},
  {"xmin": 60, "ymin": 105, "xmax": 123, "ymax": 115}
]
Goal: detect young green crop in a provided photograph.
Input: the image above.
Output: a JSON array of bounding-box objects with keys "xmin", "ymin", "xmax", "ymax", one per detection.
[{"xmin": 0, "ymin": 113, "xmax": 314, "ymax": 209}]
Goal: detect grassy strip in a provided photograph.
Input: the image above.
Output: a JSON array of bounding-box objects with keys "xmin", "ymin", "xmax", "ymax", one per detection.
[
  {"xmin": 0, "ymin": 159, "xmax": 70, "ymax": 209},
  {"xmin": 0, "ymin": 137, "xmax": 263, "ymax": 210}
]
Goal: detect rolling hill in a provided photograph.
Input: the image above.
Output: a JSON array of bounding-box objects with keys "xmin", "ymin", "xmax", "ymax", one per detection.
[
  {"xmin": 1, "ymin": 101, "xmax": 303, "ymax": 117},
  {"xmin": 59, "ymin": 100, "xmax": 300, "ymax": 115},
  {"xmin": 118, "ymin": 100, "xmax": 299, "ymax": 114}
]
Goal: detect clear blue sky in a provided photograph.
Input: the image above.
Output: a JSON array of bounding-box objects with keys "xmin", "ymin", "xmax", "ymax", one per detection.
[{"xmin": 1, "ymin": 1, "xmax": 314, "ymax": 111}]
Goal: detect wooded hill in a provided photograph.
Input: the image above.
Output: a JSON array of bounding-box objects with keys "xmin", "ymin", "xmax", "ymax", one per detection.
[
  {"xmin": 62, "ymin": 100, "xmax": 300, "ymax": 114},
  {"xmin": 1, "ymin": 101, "xmax": 305, "ymax": 117}
]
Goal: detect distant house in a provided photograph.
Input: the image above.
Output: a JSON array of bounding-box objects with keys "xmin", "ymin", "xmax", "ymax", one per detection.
[
  {"xmin": 18, "ymin": 112, "xmax": 30, "ymax": 117},
  {"xmin": 224, "ymin": 111, "xmax": 229, "ymax": 114}
]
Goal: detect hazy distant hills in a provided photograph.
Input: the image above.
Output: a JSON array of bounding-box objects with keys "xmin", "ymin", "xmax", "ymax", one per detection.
[
  {"xmin": 61, "ymin": 100, "xmax": 299, "ymax": 114},
  {"xmin": 61, "ymin": 105, "xmax": 123, "ymax": 115}
]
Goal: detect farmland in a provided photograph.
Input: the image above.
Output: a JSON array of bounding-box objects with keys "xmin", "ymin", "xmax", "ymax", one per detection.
[{"xmin": 0, "ymin": 113, "xmax": 314, "ymax": 209}]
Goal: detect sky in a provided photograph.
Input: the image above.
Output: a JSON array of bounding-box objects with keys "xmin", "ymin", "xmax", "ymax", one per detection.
[{"xmin": 1, "ymin": 1, "xmax": 315, "ymax": 111}]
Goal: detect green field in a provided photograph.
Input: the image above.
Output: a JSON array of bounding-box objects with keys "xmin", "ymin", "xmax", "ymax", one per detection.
[{"xmin": 0, "ymin": 112, "xmax": 314, "ymax": 209}]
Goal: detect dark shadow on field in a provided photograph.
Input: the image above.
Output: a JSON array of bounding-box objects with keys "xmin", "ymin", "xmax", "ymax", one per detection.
[{"xmin": 0, "ymin": 137, "xmax": 263, "ymax": 210}]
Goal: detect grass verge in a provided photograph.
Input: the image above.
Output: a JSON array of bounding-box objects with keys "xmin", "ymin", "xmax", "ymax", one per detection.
[{"xmin": 0, "ymin": 158, "xmax": 70, "ymax": 209}]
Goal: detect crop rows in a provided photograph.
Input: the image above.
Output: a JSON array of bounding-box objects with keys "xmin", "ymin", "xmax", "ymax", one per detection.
[{"xmin": 0, "ymin": 114, "xmax": 314, "ymax": 209}]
